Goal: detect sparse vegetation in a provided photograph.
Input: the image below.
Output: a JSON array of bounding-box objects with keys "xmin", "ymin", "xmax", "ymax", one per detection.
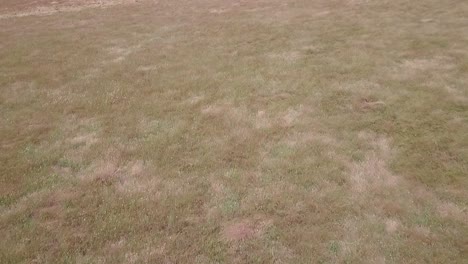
[{"xmin": 1, "ymin": 0, "xmax": 467, "ymax": 263}]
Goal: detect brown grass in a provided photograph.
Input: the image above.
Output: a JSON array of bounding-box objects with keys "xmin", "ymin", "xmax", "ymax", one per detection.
[
  {"xmin": 1, "ymin": 0, "xmax": 467, "ymax": 262},
  {"xmin": 0, "ymin": 0, "xmax": 137, "ymax": 19}
]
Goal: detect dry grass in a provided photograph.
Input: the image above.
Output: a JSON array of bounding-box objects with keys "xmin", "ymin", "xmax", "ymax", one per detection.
[
  {"xmin": 0, "ymin": 0, "xmax": 137, "ymax": 19},
  {"xmin": 1, "ymin": 0, "xmax": 467, "ymax": 263}
]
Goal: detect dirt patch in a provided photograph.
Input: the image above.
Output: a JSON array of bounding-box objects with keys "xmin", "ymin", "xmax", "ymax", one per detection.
[
  {"xmin": 222, "ymin": 220, "xmax": 255, "ymax": 241},
  {"xmin": 280, "ymin": 105, "xmax": 311, "ymax": 127},
  {"xmin": 436, "ymin": 202, "xmax": 467, "ymax": 223},
  {"xmin": 129, "ymin": 160, "xmax": 144, "ymax": 176},
  {"xmin": 385, "ymin": 218, "xmax": 400, "ymax": 233},
  {"xmin": 254, "ymin": 110, "xmax": 272, "ymax": 129},
  {"xmin": 282, "ymin": 107, "xmax": 301, "ymax": 127},
  {"xmin": 349, "ymin": 133, "xmax": 399, "ymax": 195},
  {"xmin": 221, "ymin": 217, "xmax": 272, "ymax": 242}
]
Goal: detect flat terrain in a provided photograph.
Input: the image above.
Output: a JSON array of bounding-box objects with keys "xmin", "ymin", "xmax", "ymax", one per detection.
[{"xmin": 1, "ymin": 0, "xmax": 467, "ymax": 263}]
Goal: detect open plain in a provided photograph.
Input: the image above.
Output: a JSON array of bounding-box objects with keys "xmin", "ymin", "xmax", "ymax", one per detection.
[{"xmin": 1, "ymin": 0, "xmax": 467, "ymax": 263}]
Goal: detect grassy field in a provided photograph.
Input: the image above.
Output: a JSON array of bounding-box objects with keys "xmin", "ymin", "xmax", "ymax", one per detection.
[{"xmin": 1, "ymin": 0, "xmax": 467, "ymax": 263}]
